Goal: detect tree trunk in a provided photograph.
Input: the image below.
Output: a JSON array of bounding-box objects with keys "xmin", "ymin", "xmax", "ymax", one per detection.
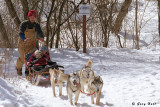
[
  {"xmin": 31, "ymin": 0, "xmax": 41, "ymax": 10},
  {"xmin": 96, "ymin": 0, "xmax": 116, "ymax": 48},
  {"xmin": 67, "ymin": 20, "xmax": 80, "ymax": 51},
  {"xmin": 48, "ymin": 0, "xmax": 83, "ymax": 48},
  {"xmin": 46, "ymin": 0, "xmax": 56, "ymax": 47},
  {"xmin": 114, "ymin": 0, "xmax": 132, "ymax": 32},
  {"xmin": 55, "ymin": 0, "xmax": 67, "ymax": 48},
  {"xmin": 0, "ymin": 14, "xmax": 12, "ymax": 48},
  {"xmin": 50, "ymin": 13, "xmax": 57, "ymax": 48},
  {"xmin": 135, "ymin": 0, "xmax": 139, "ymax": 49},
  {"xmin": 158, "ymin": 0, "xmax": 160, "ymax": 45},
  {"xmin": 66, "ymin": 0, "xmax": 79, "ymax": 51},
  {"xmin": 4, "ymin": 0, "xmax": 21, "ymax": 28},
  {"xmin": 113, "ymin": 0, "xmax": 132, "ymax": 48},
  {"xmin": 37, "ymin": 0, "xmax": 44, "ymax": 23},
  {"xmin": 20, "ymin": 0, "xmax": 29, "ymax": 20}
]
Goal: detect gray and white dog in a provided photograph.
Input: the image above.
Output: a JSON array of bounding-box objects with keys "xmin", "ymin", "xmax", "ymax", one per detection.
[
  {"xmin": 67, "ymin": 72, "xmax": 81, "ymax": 105},
  {"xmin": 78, "ymin": 60, "xmax": 94, "ymax": 92},
  {"xmin": 88, "ymin": 76, "xmax": 103, "ymax": 105}
]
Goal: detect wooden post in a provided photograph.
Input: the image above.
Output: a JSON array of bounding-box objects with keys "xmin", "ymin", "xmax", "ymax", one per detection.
[{"xmin": 83, "ymin": 15, "xmax": 86, "ymax": 53}]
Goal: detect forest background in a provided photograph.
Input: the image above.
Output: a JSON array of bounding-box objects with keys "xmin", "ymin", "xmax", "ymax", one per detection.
[{"xmin": 0, "ymin": 0, "xmax": 159, "ymax": 50}]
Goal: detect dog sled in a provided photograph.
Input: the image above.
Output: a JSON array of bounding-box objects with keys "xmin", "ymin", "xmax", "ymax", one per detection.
[
  {"xmin": 24, "ymin": 51, "xmax": 64, "ymax": 85},
  {"xmin": 25, "ymin": 62, "xmax": 64, "ymax": 85}
]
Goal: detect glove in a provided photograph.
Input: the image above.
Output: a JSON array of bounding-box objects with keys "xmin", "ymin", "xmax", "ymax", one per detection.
[
  {"xmin": 27, "ymin": 62, "xmax": 29, "ymax": 65},
  {"xmin": 24, "ymin": 38, "xmax": 31, "ymax": 42},
  {"xmin": 47, "ymin": 61, "xmax": 56, "ymax": 66}
]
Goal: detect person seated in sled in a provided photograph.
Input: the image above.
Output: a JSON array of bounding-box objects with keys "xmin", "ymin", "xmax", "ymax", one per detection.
[
  {"xmin": 39, "ymin": 46, "xmax": 56, "ymax": 65},
  {"xmin": 25, "ymin": 46, "xmax": 56, "ymax": 76}
]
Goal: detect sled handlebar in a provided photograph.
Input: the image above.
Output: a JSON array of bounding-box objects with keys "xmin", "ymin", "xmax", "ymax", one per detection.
[{"xmin": 30, "ymin": 64, "xmax": 64, "ymax": 73}]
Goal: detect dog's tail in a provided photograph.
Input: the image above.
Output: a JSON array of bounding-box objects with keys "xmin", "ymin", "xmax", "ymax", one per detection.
[{"xmin": 86, "ymin": 60, "xmax": 92, "ymax": 67}]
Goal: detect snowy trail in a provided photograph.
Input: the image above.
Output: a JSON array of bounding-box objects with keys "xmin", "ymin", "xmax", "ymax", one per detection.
[{"xmin": 1, "ymin": 48, "xmax": 160, "ymax": 107}]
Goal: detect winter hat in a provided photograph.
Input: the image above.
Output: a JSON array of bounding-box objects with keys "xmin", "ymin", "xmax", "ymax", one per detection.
[
  {"xmin": 28, "ymin": 10, "xmax": 36, "ymax": 18},
  {"xmin": 40, "ymin": 46, "xmax": 48, "ymax": 52},
  {"xmin": 34, "ymin": 50, "xmax": 42, "ymax": 56}
]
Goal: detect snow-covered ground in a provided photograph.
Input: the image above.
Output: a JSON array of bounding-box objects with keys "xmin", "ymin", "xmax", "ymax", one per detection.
[
  {"xmin": 0, "ymin": 47, "xmax": 160, "ymax": 107},
  {"xmin": 0, "ymin": 1, "xmax": 160, "ymax": 107}
]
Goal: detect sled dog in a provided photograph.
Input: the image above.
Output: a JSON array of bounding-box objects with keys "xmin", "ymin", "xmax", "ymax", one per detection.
[
  {"xmin": 88, "ymin": 76, "xmax": 103, "ymax": 105},
  {"xmin": 67, "ymin": 72, "xmax": 81, "ymax": 105},
  {"xmin": 78, "ymin": 60, "xmax": 94, "ymax": 92},
  {"xmin": 49, "ymin": 68, "xmax": 69, "ymax": 97}
]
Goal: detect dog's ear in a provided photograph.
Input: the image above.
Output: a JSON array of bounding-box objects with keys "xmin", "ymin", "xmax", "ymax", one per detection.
[
  {"xmin": 76, "ymin": 71, "xmax": 79, "ymax": 75},
  {"xmin": 76, "ymin": 72, "xmax": 80, "ymax": 77},
  {"xmin": 77, "ymin": 70, "xmax": 81, "ymax": 77},
  {"xmin": 97, "ymin": 76, "xmax": 100, "ymax": 79},
  {"xmin": 82, "ymin": 66, "xmax": 86, "ymax": 70},
  {"xmin": 86, "ymin": 59, "xmax": 92, "ymax": 67},
  {"xmin": 71, "ymin": 71, "xmax": 74, "ymax": 75},
  {"xmin": 99, "ymin": 76, "xmax": 103, "ymax": 83}
]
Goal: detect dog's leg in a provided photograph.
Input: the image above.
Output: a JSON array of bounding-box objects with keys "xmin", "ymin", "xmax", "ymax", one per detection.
[
  {"xmin": 51, "ymin": 82, "xmax": 56, "ymax": 97},
  {"xmin": 91, "ymin": 94, "xmax": 94, "ymax": 104},
  {"xmin": 59, "ymin": 82, "xmax": 63, "ymax": 96},
  {"xmin": 90, "ymin": 90, "xmax": 94, "ymax": 104},
  {"xmin": 75, "ymin": 90, "xmax": 80, "ymax": 105},
  {"xmin": 68, "ymin": 91, "xmax": 73, "ymax": 105},
  {"xmin": 96, "ymin": 92, "xmax": 101, "ymax": 105},
  {"xmin": 81, "ymin": 84, "xmax": 84, "ymax": 92}
]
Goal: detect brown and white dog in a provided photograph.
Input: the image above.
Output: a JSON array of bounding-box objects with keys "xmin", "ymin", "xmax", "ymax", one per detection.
[
  {"xmin": 88, "ymin": 76, "xmax": 103, "ymax": 105},
  {"xmin": 67, "ymin": 72, "xmax": 81, "ymax": 105},
  {"xmin": 78, "ymin": 60, "xmax": 94, "ymax": 92},
  {"xmin": 49, "ymin": 68, "xmax": 69, "ymax": 97}
]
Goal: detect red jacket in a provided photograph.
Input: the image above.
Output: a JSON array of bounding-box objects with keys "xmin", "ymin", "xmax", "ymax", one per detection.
[{"xmin": 28, "ymin": 53, "xmax": 50, "ymax": 66}]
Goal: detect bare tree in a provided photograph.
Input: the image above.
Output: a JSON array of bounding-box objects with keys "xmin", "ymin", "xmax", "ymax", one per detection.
[
  {"xmin": 135, "ymin": 0, "xmax": 139, "ymax": 49},
  {"xmin": 0, "ymin": 14, "xmax": 11, "ymax": 48},
  {"xmin": 113, "ymin": 0, "xmax": 132, "ymax": 48},
  {"xmin": 95, "ymin": 0, "xmax": 117, "ymax": 47},
  {"xmin": 37, "ymin": 0, "xmax": 44, "ymax": 23},
  {"xmin": 158, "ymin": 0, "xmax": 160, "ymax": 45},
  {"xmin": 55, "ymin": 0, "xmax": 67, "ymax": 48},
  {"xmin": 66, "ymin": 0, "xmax": 80, "ymax": 51},
  {"xmin": 52, "ymin": 0, "xmax": 84, "ymax": 48},
  {"xmin": 46, "ymin": 0, "xmax": 56, "ymax": 47},
  {"xmin": 4, "ymin": 0, "xmax": 21, "ymax": 28},
  {"xmin": 20, "ymin": 0, "xmax": 29, "ymax": 20},
  {"xmin": 1, "ymin": 0, "xmax": 151, "ymax": 49}
]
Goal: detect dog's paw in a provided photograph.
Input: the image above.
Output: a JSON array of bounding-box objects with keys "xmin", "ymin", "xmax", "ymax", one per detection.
[
  {"xmin": 96, "ymin": 102, "xmax": 100, "ymax": 105},
  {"xmin": 75, "ymin": 102, "xmax": 77, "ymax": 105},
  {"xmin": 70, "ymin": 102, "xmax": 73, "ymax": 105}
]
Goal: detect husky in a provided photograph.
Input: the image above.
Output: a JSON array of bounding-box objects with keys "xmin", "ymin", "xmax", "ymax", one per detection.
[
  {"xmin": 67, "ymin": 72, "xmax": 81, "ymax": 105},
  {"xmin": 49, "ymin": 68, "xmax": 69, "ymax": 97},
  {"xmin": 88, "ymin": 76, "xmax": 103, "ymax": 105},
  {"xmin": 78, "ymin": 60, "xmax": 94, "ymax": 92}
]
